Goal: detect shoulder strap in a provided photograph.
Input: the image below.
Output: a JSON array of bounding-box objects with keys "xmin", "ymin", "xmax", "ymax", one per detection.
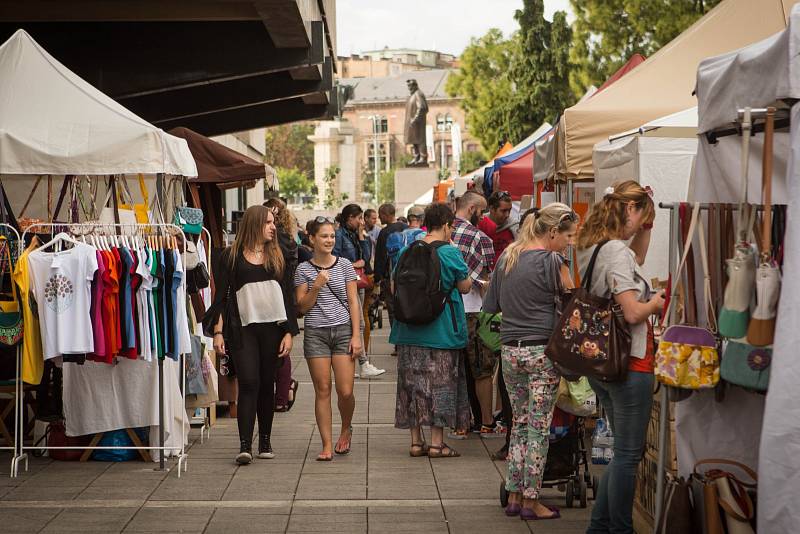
[
  {"xmin": 663, "ymin": 202, "xmax": 701, "ymax": 326},
  {"xmin": 582, "ymin": 240, "xmax": 609, "ymax": 290},
  {"xmin": 737, "ymin": 107, "xmax": 752, "ymax": 242},
  {"xmin": 308, "ymin": 260, "xmax": 349, "ymax": 310},
  {"xmin": 761, "ymin": 107, "xmax": 775, "ymax": 263}
]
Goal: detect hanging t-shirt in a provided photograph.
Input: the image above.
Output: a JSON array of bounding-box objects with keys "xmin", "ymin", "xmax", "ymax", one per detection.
[
  {"xmin": 118, "ymin": 248, "xmax": 137, "ymax": 358},
  {"xmin": 28, "ymin": 242, "xmax": 99, "ymax": 359},
  {"xmin": 110, "ymin": 247, "xmax": 123, "ymax": 354},
  {"xmin": 13, "ymin": 244, "xmax": 44, "ymax": 384},
  {"xmin": 88, "ymin": 250, "xmax": 107, "ymax": 363},
  {"xmin": 136, "ymin": 248, "xmax": 153, "ymax": 362},
  {"xmin": 173, "ymin": 251, "xmax": 192, "ymax": 357}
]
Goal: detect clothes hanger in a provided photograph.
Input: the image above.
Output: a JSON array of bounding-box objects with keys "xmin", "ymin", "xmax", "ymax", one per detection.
[{"xmin": 37, "ymin": 232, "xmax": 80, "ymax": 252}]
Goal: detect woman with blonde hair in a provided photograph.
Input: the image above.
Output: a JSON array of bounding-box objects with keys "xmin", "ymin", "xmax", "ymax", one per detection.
[
  {"xmin": 577, "ymin": 180, "xmax": 664, "ymax": 534},
  {"xmin": 207, "ymin": 205, "xmax": 298, "ymax": 464},
  {"xmin": 484, "ymin": 202, "xmax": 578, "ymax": 521}
]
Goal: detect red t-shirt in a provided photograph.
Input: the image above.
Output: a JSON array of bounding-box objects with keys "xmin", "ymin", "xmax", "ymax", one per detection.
[
  {"xmin": 478, "ymin": 217, "xmax": 514, "ymax": 258},
  {"xmin": 629, "ymin": 321, "xmax": 655, "ymax": 373}
]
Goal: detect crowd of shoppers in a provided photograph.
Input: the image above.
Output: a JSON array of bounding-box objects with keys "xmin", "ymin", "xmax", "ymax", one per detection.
[{"xmin": 210, "ymin": 182, "xmax": 660, "ymax": 531}]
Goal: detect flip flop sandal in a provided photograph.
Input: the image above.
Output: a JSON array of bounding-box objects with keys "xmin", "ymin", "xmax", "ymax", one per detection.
[
  {"xmin": 287, "ymin": 379, "xmax": 299, "ymax": 411},
  {"xmin": 274, "ymin": 404, "xmax": 288, "ymax": 413},
  {"xmin": 520, "ymin": 505, "xmax": 561, "ymax": 521},
  {"xmin": 427, "ymin": 443, "xmax": 460, "ymax": 458},
  {"xmin": 334, "ymin": 426, "xmax": 353, "ymax": 455},
  {"xmin": 316, "ymin": 452, "xmax": 333, "ymax": 462},
  {"xmin": 409, "ymin": 442, "xmax": 429, "ymax": 457}
]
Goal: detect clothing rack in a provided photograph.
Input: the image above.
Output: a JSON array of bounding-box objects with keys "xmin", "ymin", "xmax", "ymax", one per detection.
[
  {"xmin": 11, "ymin": 221, "xmax": 189, "ymax": 478},
  {"xmin": 0, "ymin": 223, "xmax": 23, "ymax": 477}
]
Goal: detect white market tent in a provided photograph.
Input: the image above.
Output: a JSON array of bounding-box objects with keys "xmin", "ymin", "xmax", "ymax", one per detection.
[
  {"xmin": 693, "ymin": 6, "xmax": 800, "ymax": 531},
  {"xmin": 0, "ymin": 29, "xmax": 195, "ymax": 457},
  {"xmin": 555, "ymin": 0, "xmax": 797, "ymax": 181},
  {"xmin": 0, "ymin": 29, "xmax": 197, "ymax": 177},
  {"xmin": 592, "ymin": 107, "xmax": 698, "ymax": 283}
]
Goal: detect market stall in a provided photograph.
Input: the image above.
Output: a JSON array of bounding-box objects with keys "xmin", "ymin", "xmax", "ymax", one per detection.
[{"xmin": 0, "ymin": 29, "xmax": 199, "ymax": 474}]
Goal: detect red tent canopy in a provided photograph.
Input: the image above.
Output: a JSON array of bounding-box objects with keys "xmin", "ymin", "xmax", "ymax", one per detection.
[{"xmin": 495, "ymin": 54, "xmax": 647, "ymax": 200}]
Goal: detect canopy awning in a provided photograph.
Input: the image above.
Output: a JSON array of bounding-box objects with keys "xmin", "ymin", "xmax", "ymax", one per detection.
[
  {"xmin": 168, "ymin": 127, "xmax": 266, "ymax": 185},
  {"xmin": 0, "ymin": 29, "xmax": 197, "ymax": 176}
]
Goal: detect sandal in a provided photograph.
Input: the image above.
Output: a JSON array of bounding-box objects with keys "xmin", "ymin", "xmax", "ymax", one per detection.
[
  {"xmin": 316, "ymin": 451, "xmax": 333, "ymax": 462},
  {"xmin": 409, "ymin": 442, "xmax": 429, "ymax": 457},
  {"xmin": 287, "ymin": 379, "xmax": 299, "ymax": 411},
  {"xmin": 520, "ymin": 505, "xmax": 560, "ymax": 521},
  {"xmin": 334, "ymin": 426, "xmax": 353, "ymax": 455},
  {"xmin": 427, "ymin": 443, "xmax": 460, "ymax": 458},
  {"xmin": 274, "ymin": 404, "xmax": 288, "ymax": 413}
]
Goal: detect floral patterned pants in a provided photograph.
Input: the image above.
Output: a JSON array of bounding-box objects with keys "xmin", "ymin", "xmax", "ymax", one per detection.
[{"xmin": 501, "ymin": 343, "xmax": 560, "ymax": 499}]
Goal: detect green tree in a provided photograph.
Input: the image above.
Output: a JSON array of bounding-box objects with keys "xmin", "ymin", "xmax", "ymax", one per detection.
[
  {"xmin": 362, "ymin": 165, "xmax": 396, "ymax": 205},
  {"xmin": 569, "ymin": 0, "xmax": 722, "ymax": 95},
  {"xmin": 264, "ymin": 123, "xmax": 315, "ymax": 177},
  {"xmin": 323, "ymin": 166, "xmax": 348, "ymax": 209},
  {"xmin": 276, "ymin": 166, "xmax": 315, "ymax": 202},
  {"xmin": 446, "ymin": 1, "xmax": 573, "ymax": 152},
  {"xmin": 445, "ymin": 28, "xmax": 516, "ymax": 155},
  {"xmin": 508, "ymin": 0, "xmax": 574, "ymax": 142},
  {"xmin": 460, "ymin": 150, "xmax": 486, "ymax": 174}
]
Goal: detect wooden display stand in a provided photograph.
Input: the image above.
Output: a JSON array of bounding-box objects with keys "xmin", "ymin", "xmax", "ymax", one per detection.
[{"xmin": 633, "ymin": 390, "xmax": 677, "ymax": 533}]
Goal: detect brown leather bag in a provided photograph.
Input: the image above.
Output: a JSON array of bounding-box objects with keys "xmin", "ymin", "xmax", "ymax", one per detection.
[{"xmin": 545, "ymin": 241, "xmax": 631, "ymax": 382}]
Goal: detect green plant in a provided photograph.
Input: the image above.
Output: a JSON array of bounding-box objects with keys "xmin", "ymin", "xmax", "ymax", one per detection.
[{"xmin": 323, "ymin": 165, "xmax": 348, "ymax": 209}]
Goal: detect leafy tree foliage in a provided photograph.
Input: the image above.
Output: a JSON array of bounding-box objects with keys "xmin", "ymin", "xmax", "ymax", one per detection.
[
  {"xmin": 264, "ymin": 123, "xmax": 315, "ymax": 178},
  {"xmin": 569, "ymin": 0, "xmax": 722, "ymax": 95},
  {"xmin": 276, "ymin": 166, "xmax": 315, "ymax": 202}
]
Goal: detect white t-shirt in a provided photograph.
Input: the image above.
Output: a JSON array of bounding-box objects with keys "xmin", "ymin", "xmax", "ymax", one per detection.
[
  {"xmin": 462, "ymin": 286, "xmax": 484, "ymax": 314},
  {"xmin": 28, "ymin": 242, "xmax": 99, "ymax": 359}
]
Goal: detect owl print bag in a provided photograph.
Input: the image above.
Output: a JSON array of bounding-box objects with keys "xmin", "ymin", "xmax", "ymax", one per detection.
[
  {"xmin": 656, "ymin": 203, "xmax": 720, "ymax": 390},
  {"xmin": 545, "ymin": 242, "xmax": 631, "ymax": 383}
]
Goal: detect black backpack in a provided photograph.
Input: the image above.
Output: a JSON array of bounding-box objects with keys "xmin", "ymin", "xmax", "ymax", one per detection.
[{"xmin": 393, "ymin": 240, "xmax": 457, "ymax": 329}]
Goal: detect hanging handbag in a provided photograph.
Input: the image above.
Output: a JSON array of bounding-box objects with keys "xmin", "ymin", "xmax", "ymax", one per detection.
[
  {"xmin": 0, "ymin": 237, "xmax": 22, "ymax": 346},
  {"xmin": 690, "ymin": 459, "xmax": 757, "ymax": 534},
  {"xmin": 747, "ymin": 107, "xmax": 781, "ymax": 347},
  {"xmin": 118, "ymin": 174, "xmax": 152, "ymax": 225},
  {"xmin": 721, "ymin": 339, "xmax": 771, "ymax": 391},
  {"xmin": 545, "ymin": 241, "xmax": 631, "ymax": 383},
  {"xmin": 656, "ymin": 474, "xmax": 696, "ymax": 534},
  {"xmin": 656, "ymin": 203, "xmax": 721, "ymax": 390},
  {"xmin": 720, "ymin": 108, "xmax": 757, "ymax": 339},
  {"xmin": 476, "ymin": 311, "xmax": 502, "ymax": 354},
  {"xmin": 170, "ymin": 177, "xmax": 203, "ymax": 235},
  {"xmin": 100, "ymin": 176, "xmax": 137, "ymax": 232}
]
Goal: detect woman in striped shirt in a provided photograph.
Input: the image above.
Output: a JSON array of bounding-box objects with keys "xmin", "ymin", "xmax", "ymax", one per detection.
[{"xmin": 295, "ymin": 217, "xmax": 362, "ymax": 461}]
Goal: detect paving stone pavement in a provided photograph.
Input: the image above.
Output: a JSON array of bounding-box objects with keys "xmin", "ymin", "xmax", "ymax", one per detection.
[{"xmin": 0, "ymin": 324, "xmax": 595, "ymax": 533}]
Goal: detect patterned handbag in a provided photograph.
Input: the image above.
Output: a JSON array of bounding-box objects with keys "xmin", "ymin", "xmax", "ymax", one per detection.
[
  {"xmin": 720, "ymin": 339, "xmax": 770, "ymax": 391},
  {"xmin": 545, "ymin": 242, "xmax": 631, "ymax": 383},
  {"xmin": 0, "ymin": 236, "xmax": 22, "ymax": 346},
  {"xmin": 656, "ymin": 203, "xmax": 720, "ymax": 389},
  {"xmin": 170, "ymin": 177, "xmax": 203, "ymax": 235}
]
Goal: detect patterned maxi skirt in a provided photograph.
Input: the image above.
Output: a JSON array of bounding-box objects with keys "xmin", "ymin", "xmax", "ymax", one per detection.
[{"xmin": 394, "ymin": 344, "xmax": 471, "ymax": 430}]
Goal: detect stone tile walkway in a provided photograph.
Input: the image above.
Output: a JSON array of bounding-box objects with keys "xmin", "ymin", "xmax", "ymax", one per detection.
[{"xmin": 0, "ymin": 325, "xmax": 594, "ymax": 533}]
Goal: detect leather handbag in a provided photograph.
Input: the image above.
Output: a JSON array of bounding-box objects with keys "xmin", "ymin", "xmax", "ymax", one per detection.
[
  {"xmin": 656, "ymin": 474, "xmax": 696, "ymax": 534},
  {"xmin": 545, "ymin": 241, "xmax": 631, "ymax": 383},
  {"xmin": 690, "ymin": 459, "xmax": 757, "ymax": 534},
  {"xmin": 354, "ymin": 266, "xmax": 374, "ymax": 291},
  {"xmin": 0, "ymin": 237, "xmax": 22, "ymax": 346},
  {"xmin": 656, "ymin": 203, "xmax": 721, "ymax": 390},
  {"xmin": 747, "ymin": 107, "xmax": 780, "ymax": 347},
  {"xmin": 720, "ymin": 108, "xmax": 757, "ymax": 339}
]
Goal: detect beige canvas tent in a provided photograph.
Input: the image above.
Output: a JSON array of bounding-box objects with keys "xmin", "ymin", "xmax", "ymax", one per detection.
[{"xmin": 555, "ymin": 0, "xmax": 798, "ymax": 180}]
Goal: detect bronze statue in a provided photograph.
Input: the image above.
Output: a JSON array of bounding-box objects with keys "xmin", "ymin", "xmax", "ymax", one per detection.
[{"xmin": 404, "ymin": 79, "xmax": 428, "ymax": 166}]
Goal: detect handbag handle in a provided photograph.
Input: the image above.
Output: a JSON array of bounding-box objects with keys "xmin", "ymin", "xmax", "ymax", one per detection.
[
  {"xmin": 581, "ymin": 240, "xmax": 609, "ymax": 292},
  {"xmin": 761, "ymin": 107, "xmax": 775, "ymax": 263},
  {"xmin": 663, "ymin": 203, "xmax": 700, "ymax": 326},
  {"xmin": 737, "ymin": 107, "xmax": 752, "ymax": 242},
  {"xmin": 0, "ymin": 236, "xmax": 19, "ymax": 305},
  {"xmin": 693, "ymin": 458, "xmax": 758, "ymax": 484}
]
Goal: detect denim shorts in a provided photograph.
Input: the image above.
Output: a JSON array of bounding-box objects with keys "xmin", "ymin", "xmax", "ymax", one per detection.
[{"xmin": 303, "ymin": 323, "xmax": 353, "ymax": 358}]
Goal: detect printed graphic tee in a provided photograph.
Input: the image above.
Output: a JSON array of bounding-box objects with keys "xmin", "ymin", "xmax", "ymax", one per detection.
[{"xmin": 28, "ymin": 242, "xmax": 99, "ymax": 359}]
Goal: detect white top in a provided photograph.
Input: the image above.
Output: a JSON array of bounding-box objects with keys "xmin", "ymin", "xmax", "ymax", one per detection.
[
  {"xmin": 462, "ymin": 286, "xmax": 484, "ymax": 314},
  {"xmin": 28, "ymin": 242, "xmax": 98, "ymax": 359},
  {"xmin": 236, "ymin": 280, "xmax": 288, "ymax": 327}
]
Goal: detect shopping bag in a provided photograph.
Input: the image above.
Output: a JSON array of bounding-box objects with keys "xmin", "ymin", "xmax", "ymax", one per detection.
[
  {"xmin": 186, "ymin": 335, "xmax": 207, "ymax": 395},
  {"xmin": 556, "ymin": 377, "xmax": 596, "ymax": 417}
]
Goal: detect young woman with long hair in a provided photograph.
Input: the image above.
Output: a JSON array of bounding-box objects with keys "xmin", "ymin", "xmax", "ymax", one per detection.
[
  {"xmin": 207, "ymin": 205, "xmax": 298, "ymax": 464},
  {"xmin": 483, "ymin": 203, "xmax": 578, "ymax": 521},
  {"xmin": 576, "ymin": 180, "xmax": 664, "ymax": 533},
  {"xmin": 294, "ymin": 217, "xmax": 362, "ymax": 461}
]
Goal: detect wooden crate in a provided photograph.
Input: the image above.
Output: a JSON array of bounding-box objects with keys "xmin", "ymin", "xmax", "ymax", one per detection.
[{"xmin": 633, "ymin": 391, "xmax": 676, "ymax": 533}]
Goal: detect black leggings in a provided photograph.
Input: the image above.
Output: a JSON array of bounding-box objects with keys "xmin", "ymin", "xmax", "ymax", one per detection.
[{"xmin": 232, "ymin": 322, "xmax": 284, "ymax": 443}]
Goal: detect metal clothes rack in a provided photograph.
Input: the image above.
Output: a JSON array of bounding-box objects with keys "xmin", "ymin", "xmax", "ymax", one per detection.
[
  {"xmin": 11, "ymin": 221, "xmax": 189, "ymax": 478},
  {"xmin": 0, "ymin": 223, "xmax": 23, "ymax": 476}
]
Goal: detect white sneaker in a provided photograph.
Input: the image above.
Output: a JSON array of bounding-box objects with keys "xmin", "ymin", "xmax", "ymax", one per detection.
[{"xmin": 359, "ymin": 362, "xmax": 386, "ymax": 378}]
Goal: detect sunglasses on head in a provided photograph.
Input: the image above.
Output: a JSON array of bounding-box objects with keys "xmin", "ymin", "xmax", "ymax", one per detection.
[
  {"xmin": 314, "ymin": 216, "xmax": 335, "ymax": 224},
  {"xmin": 493, "ymin": 190, "xmax": 511, "ymax": 200}
]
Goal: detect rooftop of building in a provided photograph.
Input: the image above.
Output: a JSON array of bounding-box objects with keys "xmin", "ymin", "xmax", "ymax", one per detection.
[{"xmin": 341, "ymin": 69, "xmax": 455, "ymax": 105}]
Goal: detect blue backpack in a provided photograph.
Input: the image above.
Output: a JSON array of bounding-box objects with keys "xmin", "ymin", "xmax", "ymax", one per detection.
[{"xmin": 386, "ymin": 228, "xmax": 426, "ymax": 268}]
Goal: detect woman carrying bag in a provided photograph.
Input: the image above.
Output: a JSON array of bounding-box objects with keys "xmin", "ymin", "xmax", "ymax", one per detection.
[
  {"xmin": 295, "ymin": 217, "xmax": 362, "ymax": 461},
  {"xmin": 483, "ymin": 203, "xmax": 578, "ymax": 521},
  {"xmin": 205, "ymin": 205, "xmax": 299, "ymax": 465},
  {"xmin": 576, "ymin": 180, "xmax": 664, "ymax": 534}
]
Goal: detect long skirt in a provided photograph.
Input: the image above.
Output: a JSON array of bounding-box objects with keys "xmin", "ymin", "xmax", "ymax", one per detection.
[{"xmin": 394, "ymin": 344, "xmax": 471, "ymax": 430}]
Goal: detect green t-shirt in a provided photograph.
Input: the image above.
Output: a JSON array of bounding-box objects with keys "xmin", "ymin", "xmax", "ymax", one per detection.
[{"xmin": 389, "ymin": 243, "xmax": 468, "ymax": 350}]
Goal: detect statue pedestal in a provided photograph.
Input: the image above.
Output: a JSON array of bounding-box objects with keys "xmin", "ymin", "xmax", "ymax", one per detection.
[{"xmin": 394, "ymin": 167, "xmax": 439, "ymax": 213}]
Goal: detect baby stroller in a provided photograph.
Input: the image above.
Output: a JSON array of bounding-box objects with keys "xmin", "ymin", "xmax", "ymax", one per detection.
[
  {"xmin": 499, "ymin": 407, "xmax": 598, "ymax": 509},
  {"xmin": 368, "ymin": 294, "xmax": 383, "ymax": 330}
]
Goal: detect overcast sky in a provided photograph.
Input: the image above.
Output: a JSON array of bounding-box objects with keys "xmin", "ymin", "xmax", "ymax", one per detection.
[{"xmin": 335, "ymin": 0, "xmax": 573, "ymax": 57}]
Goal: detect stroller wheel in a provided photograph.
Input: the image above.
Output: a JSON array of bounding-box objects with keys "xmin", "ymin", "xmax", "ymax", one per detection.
[
  {"xmin": 579, "ymin": 479, "xmax": 588, "ymax": 508},
  {"xmin": 565, "ymin": 480, "xmax": 575, "ymax": 508},
  {"xmin": 500, "ymin": 480, "xmax": 509, "ymax": 507},
  {"xmin": 591, "ymin": 475, "xmax": 599, "ymax": 501}
]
